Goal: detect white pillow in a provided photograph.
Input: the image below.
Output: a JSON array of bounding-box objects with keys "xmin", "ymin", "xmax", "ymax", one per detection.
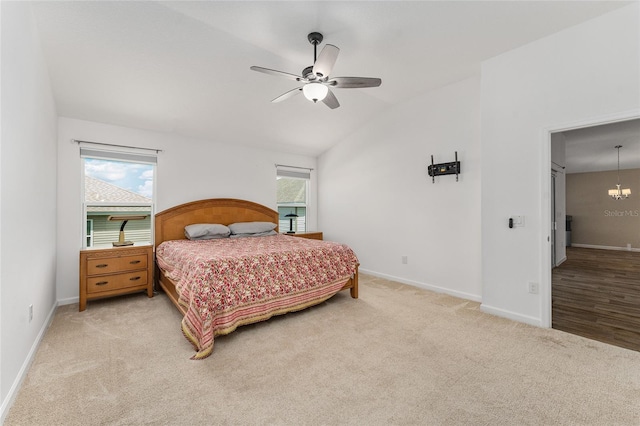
[
  {"xmin": 228, "ymin": 222, "xmax": 277, "ymax": 235},
  {"xmin": 184, "ymin": 223, "xmax": 230, "ymax": 240}
]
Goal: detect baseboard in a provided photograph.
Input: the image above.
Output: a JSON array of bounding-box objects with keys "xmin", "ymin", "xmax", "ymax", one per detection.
[
  {"xmin": 57, "ymin": 296, "xmax": 79, "ymax": 306},
  {"xmin": 358, "ymin": 268, "xmax": 482, "ymax": 302},
  {"xmin": 571, "ymin": 243, "xmax": 639, "ymax": 252},
  {"xmin": 479, "ymin": 303, "xmax": 542, "ymax": 327},
  {"xmin": 0, "ymin": 300, "xmax": 58, "ymax": 423}
]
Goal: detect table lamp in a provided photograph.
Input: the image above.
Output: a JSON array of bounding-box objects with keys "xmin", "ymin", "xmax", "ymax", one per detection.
[
  {"xmin": 284, "ymin": 213, "xmax": 298, "ymax": 234},
  {"xmin": 107, "ymin": 215, "xmax": 148, "ymax": 246}
]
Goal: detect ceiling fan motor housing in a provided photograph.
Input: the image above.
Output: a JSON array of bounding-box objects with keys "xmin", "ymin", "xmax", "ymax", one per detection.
[{"xmin": 302, "ymin": 66, "xmax": 316, "ymax": 80}]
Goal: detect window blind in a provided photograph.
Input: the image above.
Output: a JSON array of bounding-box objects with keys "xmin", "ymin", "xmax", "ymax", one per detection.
[
  {"xmin": 276, "ymin": 165, "xmax": 311, "ymax": 180},
  {"xmin": 80, "ymin": 147, "xmax": 157, "ymax": 165}
]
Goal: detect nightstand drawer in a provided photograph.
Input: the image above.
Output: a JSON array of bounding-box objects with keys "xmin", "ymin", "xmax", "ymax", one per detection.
[
  {"xmin": 87, "ymin": 270, "xmax": 148, "ymax": 294},
  {"xmin": 87, "ymin": 254, "xmax": 148, "ymax": 275}
]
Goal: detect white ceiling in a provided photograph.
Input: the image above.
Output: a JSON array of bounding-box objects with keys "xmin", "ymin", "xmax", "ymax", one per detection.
[
  {"xmin": 563, "ymin": 119, "xmax": 640, "ymax": 174},
  {"xmin": 31, "ymin": 1, "xmax": 632, "ymax": 157}
]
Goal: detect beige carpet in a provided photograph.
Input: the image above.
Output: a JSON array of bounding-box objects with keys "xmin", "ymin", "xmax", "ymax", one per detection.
[{"xmin": 6, "ymin": 274, "xmax": 640, "ymax": 425}]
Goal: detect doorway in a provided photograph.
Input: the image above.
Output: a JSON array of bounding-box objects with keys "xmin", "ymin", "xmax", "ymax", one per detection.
[{"xmin": 548, "ymin": 117, "xmax": 640, "ymax": 350}]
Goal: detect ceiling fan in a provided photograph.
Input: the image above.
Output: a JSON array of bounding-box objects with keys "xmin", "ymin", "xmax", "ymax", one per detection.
[{"xmin": 250, "ymin": 32, "xmax": 382, "ymax": 109}]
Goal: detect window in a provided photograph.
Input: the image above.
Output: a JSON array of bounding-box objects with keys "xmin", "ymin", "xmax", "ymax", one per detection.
[
  {"xmin": 81, "ymin": 148, "xmax": 156, "ymax": 248},
  {"xmin": 276, "ymin": 167, "xmax": 310, "ymax": 233}
]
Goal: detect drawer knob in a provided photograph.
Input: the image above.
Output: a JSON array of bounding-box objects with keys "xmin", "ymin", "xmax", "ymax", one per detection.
[
  {"xmin": 130, "ymin": 276, "xmax": 141, "ymax": 281},
  {"xmin": 96, "ymin": 264, "xmax": 108, "ymax": 268},
  {"xmin": 129, "ymin": 260, "xmax": 141, "ymax": 264},
  {"xmin": 96, "ymin": 281, "xmax": 109, "ymax": 286}
]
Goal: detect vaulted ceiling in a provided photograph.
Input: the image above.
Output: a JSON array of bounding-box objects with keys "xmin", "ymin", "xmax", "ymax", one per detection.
[{"xmin": 31, "ymin": 1, "xmax": 632, "ymax": 157}]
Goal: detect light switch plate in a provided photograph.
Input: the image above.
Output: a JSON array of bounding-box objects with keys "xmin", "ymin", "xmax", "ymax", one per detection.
[{"xmin": 512, "ymin": 216, "xmax": 525, "ymax": 227}]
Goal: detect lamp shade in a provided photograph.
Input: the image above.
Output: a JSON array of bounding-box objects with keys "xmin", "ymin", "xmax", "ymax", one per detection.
[
  {"xmin": 303, "ymin": 83, "xmax": 328, "ymax": 103},
  {"xmin": 609, "ymin": 184, "xmax": 631, "ymax": 199}
]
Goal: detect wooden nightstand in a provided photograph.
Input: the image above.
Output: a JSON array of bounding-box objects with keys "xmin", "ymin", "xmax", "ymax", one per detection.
[
  {"xmin": 286, "ymin": 231, "xmax": 323, "ymax": 240},
  {"xmin": 79, "ymin": 245, "xmax": 153, "ymax": 311}
]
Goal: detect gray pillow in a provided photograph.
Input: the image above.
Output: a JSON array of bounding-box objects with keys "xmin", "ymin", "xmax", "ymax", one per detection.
[
  {"xmin": 230, "ymin": 230, "xmax": 277, "ymax": 239},
  {"xmin": 228, "ymin": 221, "xmax": 277, "ymax": 235},
  {"xmin": 184, "ymin": 223, "xmax": 231, "ymax": 240}
]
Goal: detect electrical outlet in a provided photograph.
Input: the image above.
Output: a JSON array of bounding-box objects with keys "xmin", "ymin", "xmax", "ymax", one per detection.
[
  {"xmin": 28, "ymin": 304, "xmax": 33, "ymax": 322},
  {"xmin": 401, "ymin": 256, "xmax": 408, "ymax": 264},
  {"xmin": 528, "ymin": 282, "xmax": 539, "ymax": 294}
]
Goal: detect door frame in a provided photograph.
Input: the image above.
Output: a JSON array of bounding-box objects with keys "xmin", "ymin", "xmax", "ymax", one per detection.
[
  {"xmin": 540, "ymin": 109, "xmax": 640, "ymax": 328},
  {"xmin": 550, "ymin": 171, "xmax": 557, "ymax": 268}
]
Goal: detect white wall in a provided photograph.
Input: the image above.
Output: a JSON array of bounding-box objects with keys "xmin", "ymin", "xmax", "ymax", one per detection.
[
  {"xmin": 56, "ymin": 117, "xmax": 317, "ymax": 302},
  {"xmin": 480, "ymin": 3, "xmax": 639, "ymax": 326},
  {"xmin": 318, "ymin": 77, "xmax": 482, "ymax": 301},
  {"xmin": 0, "ymin": 2, "xmax": 58, "ymax": 419}
]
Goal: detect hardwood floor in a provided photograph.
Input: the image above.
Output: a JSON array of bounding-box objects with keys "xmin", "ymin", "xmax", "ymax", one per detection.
[{"xmin": 552, "ymin": 247, "xmax": 640, "ymax": 352}]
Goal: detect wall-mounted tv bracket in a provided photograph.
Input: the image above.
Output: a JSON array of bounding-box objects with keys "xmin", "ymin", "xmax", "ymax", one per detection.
[{"xmin": 428, "ymin": 151, "xmax": 460, "ymax": 183}]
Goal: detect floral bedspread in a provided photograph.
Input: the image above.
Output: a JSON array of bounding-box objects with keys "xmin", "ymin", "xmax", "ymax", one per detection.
[{"xmin": 156, "ymin": 234, "xmax": 359, "ymax": 359}]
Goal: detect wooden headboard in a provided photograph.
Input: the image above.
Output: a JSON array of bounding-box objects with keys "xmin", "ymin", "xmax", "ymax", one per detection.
[{"xmin": 154, "ymin": 198, "xmax": 279, "ymax": 247}]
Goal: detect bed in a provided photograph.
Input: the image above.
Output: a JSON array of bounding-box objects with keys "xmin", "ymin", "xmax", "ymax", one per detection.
[{"xmin": 154, "ymin": 198, "xmax": 359, "ymax": 359}]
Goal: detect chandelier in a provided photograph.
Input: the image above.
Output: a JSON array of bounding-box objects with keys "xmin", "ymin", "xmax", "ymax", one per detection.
[{"xmin": 608, "ymin": 145, "xmax": 631, "ymax": 200}]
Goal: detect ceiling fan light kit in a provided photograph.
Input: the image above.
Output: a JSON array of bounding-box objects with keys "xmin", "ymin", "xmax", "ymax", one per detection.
[
  {"xmin": 250, "ymin": 32, "xmax": 382, "ymax": 109},
  {"xmin": 303, "ymin": 83, "xmax": 328, "ymax": 103}
]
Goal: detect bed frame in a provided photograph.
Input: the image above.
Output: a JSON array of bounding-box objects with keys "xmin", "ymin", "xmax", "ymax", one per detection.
[{"xmin": 154, "ymin": 198, "xmax": 358, "ymax": 316}]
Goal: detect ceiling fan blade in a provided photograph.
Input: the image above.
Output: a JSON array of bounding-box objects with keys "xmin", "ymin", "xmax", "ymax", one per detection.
[
  {"xmin": 312, "ymin": 44, "xmax": 339, "ymax": 79},
  {"xmin": 322, "ymin": 88, "xmax": 340, "ymax": 109},
  {"xmin": 329, "ymin": 77, "xmax": 382, "ymax": 88},
  {"xmin": 250, "ymin": 66, "xmax": 303, "ymax": 82},
  {"xmin": 271, "ymin": 87, "xmax": 303, "ymax": 103}
]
